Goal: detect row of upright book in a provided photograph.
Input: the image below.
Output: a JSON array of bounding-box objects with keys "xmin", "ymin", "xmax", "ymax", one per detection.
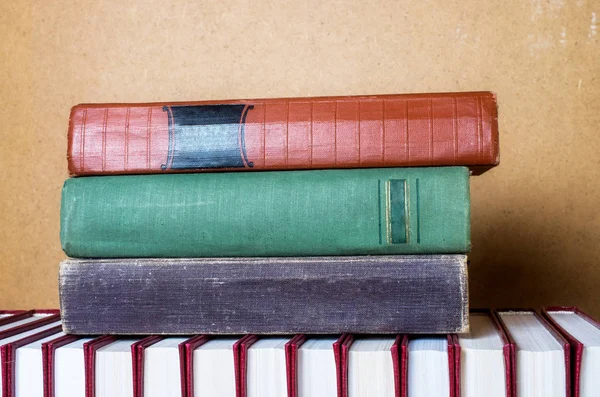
[{"xmin": 1, "ymin": 307, "xmax": 599, "ymax": 396}]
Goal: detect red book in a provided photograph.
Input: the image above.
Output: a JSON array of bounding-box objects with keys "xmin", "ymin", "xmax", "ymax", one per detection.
[
  {"xmin": 542, "ymin": 307, "xmax": 600, "ymax": 397},
  {"xmin": 0, "ymin": 310, "xmax": 59, "ymax": 328},
  {"xmin": 132, "ymin": 335, "xmax": 190, "ymax": 397},
  {"xmin": 284, "ymin": 335, "xmax": 306, "ymax": 397},
  {"xmin": 42, "ymin": 333, "xmax": 87, "ymax": 397},
  {"xmin": 0, "ymin": 311, "xmax": 60, "ymax": 341},
  {"xmin": 495, "ymin": 309, "xmax": 571, "ymax": 397},
  {"xmin": 68, "ymin": 92, "xmax": 499, "ymax": 175},
  {"xmin": 454, "ymin": 309, "xmax": 512, "ymax": 397},
  {"xmin": 337, "ymin": 335, "xmax": 401, "ymax": 397},
  {"xmin": 401, "ymin": 335, "xmax": 455, "ymax": 397},
  {"xmin": 83, "ymin": 335, "xmax": 120, "ymax": 397},
  {"xmin": 285, "ymin": 334, "xmax": 347, "ymax": 397},
  {"xmin": 0, "ymin": 318, "xmax": 62, "ymax": 397},
  {"xmin": 180, "ymin": 335, "xmax": 211, "ymax": 397},
  {"xmin": 235, "ymin": 335, "xmax": 259, "ymax": 397},
  {"xmin": 0, "ymin": 310, "xmax": 27, "ymax": 317},
  {"xmin": 132, "ymin": 336, "xmax": 164, "ymax": 397},
  {"xmin": 0, "ymin": 311, "xmax": 29, "ymax": 327}
]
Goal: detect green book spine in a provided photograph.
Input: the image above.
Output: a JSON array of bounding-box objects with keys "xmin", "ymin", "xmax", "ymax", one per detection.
[{"xmin": 60, "ymin": 167, "xmax": 470, "ymax": 257}]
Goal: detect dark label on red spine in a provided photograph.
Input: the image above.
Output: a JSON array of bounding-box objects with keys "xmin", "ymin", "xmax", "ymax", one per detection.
[{"xmin": 162, "ymin": 104, "xmax": 254, "ymax": 170}]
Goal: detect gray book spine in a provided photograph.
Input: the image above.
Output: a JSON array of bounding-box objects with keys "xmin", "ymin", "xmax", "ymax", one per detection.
[{"xmin": 59, "ymin": 255, "xmax": 469, "ymax": 335}]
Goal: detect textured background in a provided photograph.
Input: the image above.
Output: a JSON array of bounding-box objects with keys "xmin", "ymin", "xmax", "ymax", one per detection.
[{"xmin": 1, "ymin": 1, "xmax": 598, "ymax": 316}]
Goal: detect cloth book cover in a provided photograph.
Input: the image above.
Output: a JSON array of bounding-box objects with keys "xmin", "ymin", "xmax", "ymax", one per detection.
[
  {"xmin": 59, "ymin": 256, "xmax": 469, "ymax": 335},
  {"xmin": 60, "ymin": 167, "xmax": 471, "ymax": 258},
  {"xmin": 67, "ymin": 92, "xmax": 499, "ymax": 175}
]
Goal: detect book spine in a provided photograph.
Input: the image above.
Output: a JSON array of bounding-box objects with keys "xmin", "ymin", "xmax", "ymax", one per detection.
[
  {"xmin": 58, "ymin": 256, "xmax": 469, "ymax": 335},
  {"xmin": 67, "ymin": 92, "xmax": 498, "ymax": 175},
  {"xmin": 60, "ymin": 167, "xmax": 470, "ymax": 258}
]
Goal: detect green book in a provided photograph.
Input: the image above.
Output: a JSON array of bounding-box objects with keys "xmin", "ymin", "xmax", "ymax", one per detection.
[{"xmin": 60, "ymin": 167, "xmax": 470, "ymax": 257}]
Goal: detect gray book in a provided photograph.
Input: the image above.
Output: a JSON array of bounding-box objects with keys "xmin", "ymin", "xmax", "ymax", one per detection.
[{"xmin": 59, "ymin": 256, "xmax": 469, "ymax": 335}]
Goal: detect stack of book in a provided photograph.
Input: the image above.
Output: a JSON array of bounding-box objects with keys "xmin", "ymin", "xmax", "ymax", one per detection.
[
  {"xmin": 60, "ymin": 92, "xmax": 497, "ymax": 336},
  {"xmin": 1, "ymin": 92, "xmax": 598, "ymax": 396}
]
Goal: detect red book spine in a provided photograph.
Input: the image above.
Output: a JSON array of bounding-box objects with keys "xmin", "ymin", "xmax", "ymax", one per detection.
[{"xmin": 68, "ymin": 92, "xmax": 499, "ymax": 175}]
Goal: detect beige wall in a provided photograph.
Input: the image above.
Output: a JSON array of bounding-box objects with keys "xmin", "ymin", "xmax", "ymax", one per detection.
[{"xmin": 1, "ymin": 1, "xmax": 598, "ymax": 317}]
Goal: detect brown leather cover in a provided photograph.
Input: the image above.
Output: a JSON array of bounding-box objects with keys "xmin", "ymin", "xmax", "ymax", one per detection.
[
  {"xmin": 401, "ymin": 334, "xmax": 455, "ymax": 397},
  {"xmin": 67, "ymin": 92, "xmax": 499, "ymax": 175},
  {"xmin": 455, "ymin": 309, "xmax": 512, "ymax": 397},
  {"xmin": 541, "ymin": 306, "xmax": 600, "ymax": 397},
  {"xmin": 494, "ymin": 309, "xmax": 571, "ymax": 397},
  {"xmin": 42, "ymin": 334, "xmax": 84, "ymax": 397},
  {"xmin": 131, "ymin": 335, "xmax": 164, "ymax": 397},
  {"xmin": 0, "ymin": 324, "xmax": 62, "ymax": 397},
  {"xmin": 83, "ymin": 335, "xmax": 119, "ymax": 397}
]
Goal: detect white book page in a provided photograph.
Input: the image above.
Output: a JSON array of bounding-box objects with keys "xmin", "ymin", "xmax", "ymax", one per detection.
[
  {"xmin": 458, "ymin": 314, "xmax": 506, "ymax": 397},
  {"xmin": 0, "ymin": 315, "xmax": 53, "ymax": 333},
  {"xmin": 194, "ymin": 338, "xmax": 238, "ymax": 397},
  {"xmin": 348, "ymin": 337, "xmax": 396, "ymax": 397},
  {"xmin": 144, "ymin": 337, "xmax": 188, "ymax": 397},
  {"xmin": 548, "ymin": 311, "xmax": 600, "ymax": 397},
  {"xmin": 96, "ymin": 339, "xmax": 140, "ymax": 397},
  {"xmin": 499, "ymin": 312, "xmax": 565, "ymax": 397},
  {"xmin": 407, "ymin": 336, "xmax": 449, "ymax": 397},
  {"xmin": 298, "ymin": 338, "xmax": 338, "ymax": 397},
  {"xmin": 55, "ymin": 337, "xmax": 95, "ymax": 397},
  {"xmin": 15, "ymin": 331, "xmax": 65, "ymax": 397},
  {"xmin": 246, "ymin": 338, "xmax": 290, "ymax": 397},
  {"xmin": 0, "ymin": 320, "xmax": 61, "ymax": 397}
]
